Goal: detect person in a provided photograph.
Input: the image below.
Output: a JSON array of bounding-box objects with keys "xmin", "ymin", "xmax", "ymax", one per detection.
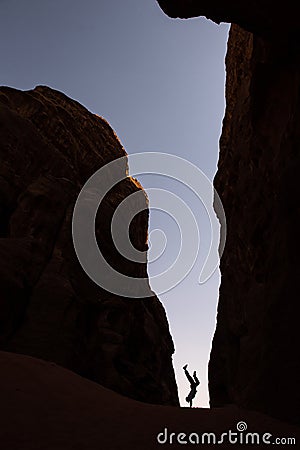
[{"xmin": 183, "ymin": 364, "xmax": 200, "ymax": 407}]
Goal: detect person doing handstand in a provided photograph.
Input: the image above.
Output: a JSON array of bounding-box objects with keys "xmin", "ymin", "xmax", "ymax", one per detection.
[{"xmin": 183, "ymin": 364, "xmax": 200, "ymax": 407}]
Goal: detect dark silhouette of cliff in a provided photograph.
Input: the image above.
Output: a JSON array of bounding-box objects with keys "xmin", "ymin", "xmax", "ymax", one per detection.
[{"xmin": 0, "ymin": 85, "xmax": 179, "ymax": 406}]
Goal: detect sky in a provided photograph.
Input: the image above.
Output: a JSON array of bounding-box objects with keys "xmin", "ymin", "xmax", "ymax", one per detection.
[{"xmin": 0, "ymin": 0, "xmax": 229, "ymax": 407}]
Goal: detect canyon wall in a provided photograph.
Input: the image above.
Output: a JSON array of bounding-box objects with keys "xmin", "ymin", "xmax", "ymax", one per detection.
[
  {"xmin": 157, "ymin": 1, "xmax": 300, "ymax": 423},
  {"xmin": 210, "ymin": 24, "xmax": 300, "ymax": 424},
  {"xmin": 0, "ymin": 85, "xmax": 179, "ymax": 406}
]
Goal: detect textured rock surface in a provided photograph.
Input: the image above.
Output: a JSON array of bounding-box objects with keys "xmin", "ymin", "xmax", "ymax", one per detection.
[
  {"xmin": 157, "ymin": 2, "xmax": 300, "ymax": 423},
  {"xmin": 1, "ymin": 351, "xmax": 299, "ymax": 450},
  {"xmin": 210, "ymin": 24, "xmax": 300, "ymax": 424},
  {"xmin": 0, "ymin": 85, "xmax": 179, "ymax": 406}
]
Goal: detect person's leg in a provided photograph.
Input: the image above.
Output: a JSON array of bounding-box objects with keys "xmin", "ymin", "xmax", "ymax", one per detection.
[
  {"xmin": 183, "ymin": 366, "xmax": 194, "ymax": 385},
  {"xmin": 193, "ymin": 371, "xmax": 200, "ymax": 386}
]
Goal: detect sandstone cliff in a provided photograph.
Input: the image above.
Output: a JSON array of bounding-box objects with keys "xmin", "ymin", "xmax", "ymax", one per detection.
[
  {"xmin": 210, "ymin": 23, "xmax": 300, "ymax": 425},
  {"xmin": 157, "ymin": 1, "xmax": 300, "ymax": 423},
  {"xmin": 0, "ymin": 85, "xmax": 179, "ymax": 406}
]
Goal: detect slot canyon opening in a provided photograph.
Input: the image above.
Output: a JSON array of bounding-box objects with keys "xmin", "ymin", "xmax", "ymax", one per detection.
[
  {"xmin": 0, "ymin": 1, "xmax": 229, "ymax": 408},
  {"xmin": 136, "ymin": 18, "xmax": 230, "ymax": 406}
]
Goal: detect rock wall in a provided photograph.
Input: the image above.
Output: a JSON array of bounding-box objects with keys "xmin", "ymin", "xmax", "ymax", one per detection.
[
  {"xmin": 157, "ymin": 1, "xmax": 300, "ymax": 423},
  {"xmin": 0, "ymin": 86, "xmax": 179, "ymax": 406},
  {"xmin": 210, "ymin": 24, "xmax": 300, "ymax": 424}
]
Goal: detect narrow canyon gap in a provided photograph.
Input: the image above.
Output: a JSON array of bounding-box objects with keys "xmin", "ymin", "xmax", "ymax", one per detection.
[{"xmin": 157, "ymin": 0, "xmax": 300, "ymax": 424}]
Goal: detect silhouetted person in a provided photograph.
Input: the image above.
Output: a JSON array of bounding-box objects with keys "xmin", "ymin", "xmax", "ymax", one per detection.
[{"xmin": 183, "ymin": 364, "xmax": 200, "ymax": 407}]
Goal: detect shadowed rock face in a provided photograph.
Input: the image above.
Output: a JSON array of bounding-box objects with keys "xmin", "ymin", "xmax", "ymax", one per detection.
[
  {"xmin": 157, "ymin": 2, "xmax": 300, "ymax": 423},
  {"xmin": 210, "ymin": 24, "xmax": 300, "ymax": 424},
  {"xmin": 157, "ymin": 0, "xmax": 300, "ymax": 38},
  {"xmin": 0, "ymin": 85, "xmax": 179, "ymax": 406}
]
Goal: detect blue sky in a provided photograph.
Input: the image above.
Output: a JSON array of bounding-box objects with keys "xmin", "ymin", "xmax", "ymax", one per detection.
[{"xmin": 0, "ymin": 0, "xmax": 229, "ymax": 406}]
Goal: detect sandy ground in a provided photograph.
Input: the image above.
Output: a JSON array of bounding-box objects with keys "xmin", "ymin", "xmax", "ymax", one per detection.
[{"xmin": 0, "ymin": 351, "xmax": 299, "ymax": 449}]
